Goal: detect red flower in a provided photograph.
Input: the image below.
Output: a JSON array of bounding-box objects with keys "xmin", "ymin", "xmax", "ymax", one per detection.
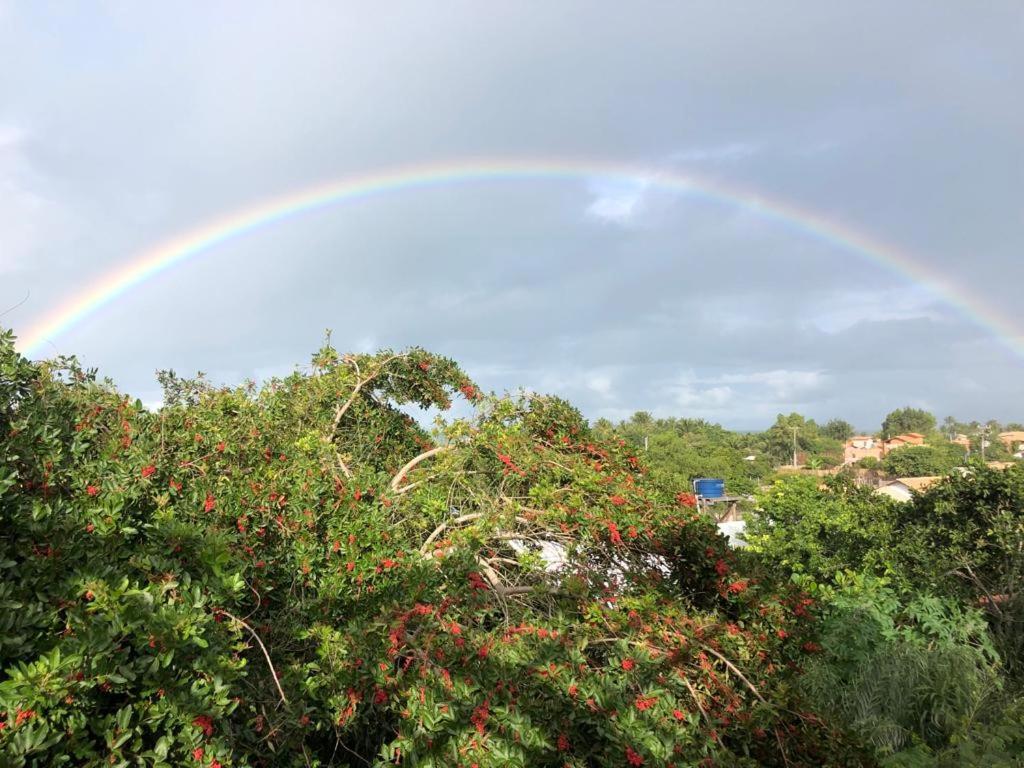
[
  {"xmin": 625, "ymin": 745, "xmax": 645, "ymax": 766},
  {"xmin": 610, "ymin": 494, "xmax": 627, "ymax": 506},
  {"xmin": 215, "ymin": 441, "xmax": 226, "ymax": 453},
  {"xmin": 373, "ymin": 688, "xmax": 388, "ymax": 705},
  {"xmin": 141, "ymin": 464, "xmax": 156, "ymax": 478},
  {"xmin": 715, "ymin": 559, "xmax": 730, "ymax": 577},
  {"xmin": 346, "ymin": 561, "xmax": 355, "ymax": 572},
  {"xmin": 673, "ymin": 709, "xmax": 686, "ymax": 720},
  {"xmin": 459, "ymin": 383, "xmax": 480, "ymax": 401},
  {"xmin": 204, "ymin": 494, "xmax": 216, "ymax": 513},
  {"xmin": 621, "ymin": 658, "xmax": 635, "ymax": 671},
  {"xmin": 727, "ymin": 580, "xmax": 748, "ymax": 594},
  {"xmin": 14, "ymin": 708, "xmax": 36, "ymax": 726},
  {"xmin": 192, "ymin": 747, "xmax": 204, "ymax": 761},
  {"xmin": 470, "ymin": 701, "xmax": 489, "ymax": 734},
  {"xmin": 607, "ymin": 521, "xmax": 623, "ymax": 546},
  {"xmin": 192, "ymin": 714, "xmax": 214, "ymax": 737},
  {"xmin": 169, "ymin": 479, "xmax": 182, "ymax": 492},
  {"xmin": 802, "ymin": 641, "xmax": 821, "ymax": 653},
  {"xmin": 635, "ymin": 695, "xmax": 658, "ymax": 711},
  {"xmin": 86, "ymin": 485, "xmax": 99, "ymax": 496},
  {"xmin": 776, "ymin": 629, "xmax": 788, "ymax": 640},
  {"xmin": 557, "ymin": 733, "xmax": 570, "ymax": 751}
]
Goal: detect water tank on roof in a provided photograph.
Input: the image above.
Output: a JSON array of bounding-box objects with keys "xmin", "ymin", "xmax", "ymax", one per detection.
[{"xmin": 694, "ymin": 478, "xmax": 725, "ymax": 499}]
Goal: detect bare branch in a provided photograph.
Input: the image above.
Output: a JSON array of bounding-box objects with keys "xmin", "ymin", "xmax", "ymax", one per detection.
[
  {"xmin": 219, "ymin": 610, "xmax": 289, "ymax": 706},
  {"xmin": 391, "ymin": 445, "xmax": 451, "ymax": 493},
  {"xmin": 420, "ymin": 512, "xmax": 484, "ymax": 553},
  {"xmin": 700, "ymin": 644, "xmax": 767, "ymax": 703}
]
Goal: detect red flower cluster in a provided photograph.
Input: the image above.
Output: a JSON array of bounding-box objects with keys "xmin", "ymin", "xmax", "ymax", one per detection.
[
  {"xmin": 625, "ymin": 745, "xmax": 645, "ymax": 766},
  {"xmin": 141, "ymin": 465, "xmax": 156, "ymax": 478},
  {"xmin": 470, "ymin": 700, "xmax": 489, "ymax": 734},
  {"xmin": 635, "ymin": 695, "xmax": 658, "ymax": 711},
  {"xmin": 192, "ymin": 714, "xmax": 214, "ymax": 737},
  {"xmin": 610, "ymin": 494, "xmax": 627, "ymax": 506},
  {"xmin": 204, "ymin": 494, "xmax": 216, "ymax": 513},
  {"xmin": 727, "ymin": 580, "xmax": 749, "ymax": 594},
  {"xmin": 675, "ymin": 491, "xmax": 697, "ymax": 508},
  {"xmin": 621, "ymin": 657, "xmax": 635, "ymax": 671},
  {"xmin": 607, "ymin": 521, "xmax": 623, "ymax": 546},
  {"xmin": 467, "ymin": 571, "xmax": 490, "ymax": 591},
  {"xmin": 86, "ymin": 485, "xmax": 99, "ymax": 496}
]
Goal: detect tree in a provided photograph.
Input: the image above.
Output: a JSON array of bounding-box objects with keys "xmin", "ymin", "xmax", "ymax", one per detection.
[
  {"xmin": 881, "ymin": 444, "xmax": 964, "ymax": 478},
  {"xmin": 0, "ymin": 328, "xmax": 855, "ymax": 767},
  {"xmin": 821, "ymin": 419, "xmax": 855, "ymax": 442},
  {"xmin": 881, "ymin": 407, "xmax": 936, "ymax": 439},
  {"xmin": 746, "ymin": 475, "xmax": 900, "ymax": 582}
]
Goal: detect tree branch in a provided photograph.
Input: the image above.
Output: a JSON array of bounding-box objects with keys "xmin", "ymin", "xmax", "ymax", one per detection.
[
  {"xmin": 391, "ymin": 445, "xmax": 451, "ymax": 493},
  {"xmin": 219, "ymin": 610, "xmax": 288, "ymax": 706}
]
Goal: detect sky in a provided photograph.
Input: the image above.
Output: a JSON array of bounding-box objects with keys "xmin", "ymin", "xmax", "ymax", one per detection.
[{"xmin": 1, "ymin": 2, "xmax": 1022, "ymax": 430}]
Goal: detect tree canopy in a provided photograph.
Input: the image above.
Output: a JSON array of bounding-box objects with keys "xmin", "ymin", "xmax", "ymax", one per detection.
[{"xmin": 881, "ymin": 407, "xmax": 937, "ymax": 440}]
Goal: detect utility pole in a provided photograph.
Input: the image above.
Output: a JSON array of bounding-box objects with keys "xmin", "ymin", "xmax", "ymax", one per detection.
[
  {"xmin": 792, "ymin": 427, "xmax": 799, "ymax": 467},
  {"xmin": 643, "ymin": 435, "xmax": 649, "ymax": 452}
]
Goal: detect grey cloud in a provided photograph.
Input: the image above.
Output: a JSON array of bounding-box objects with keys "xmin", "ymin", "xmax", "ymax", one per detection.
[{"xmin": 1, "ymin": 1, "xmax": 1021, "ymax": 431}]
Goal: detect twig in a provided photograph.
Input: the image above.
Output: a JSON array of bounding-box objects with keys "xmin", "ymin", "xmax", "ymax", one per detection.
[
  {"xmin": 682, "ymin": 678, "xmax": 711, "ymax": 726},
  {"xmin": 219, "ymin": 610, "xmax": 288, "ymax": 706},
  {"xmin": 421, "ymin": 512, "xmax": 483, "ymax": 553},
  {"xmin": 391, "ymin": 445, "xmax": 451, "ymax": 492},
  {"xmin": 700, "ymin": 644, "xmax": 767, "ymax": 703}
]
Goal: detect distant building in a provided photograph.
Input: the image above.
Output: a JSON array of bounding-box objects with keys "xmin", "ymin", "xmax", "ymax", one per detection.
[
  {"xmin": 883, "ymin": 433, "xmax": 926, "ymax": 453},
  {"xmin": 843, "ymin": 432, "xmax": 927, "ymax": 465},
  {"xmin": 843, "ymin": 435, "xmax": 882, "ymax": 465},
  {"xmin": 950, "ymin": 433, "xmax": 971, "ymax": 449},
  {"xmin": 999, "ymin": 431, "xmax": 1024, "ymax": 454},
  {"xmin": 876, "ymin": 476, "xmax": 941, "ymax": 502}
]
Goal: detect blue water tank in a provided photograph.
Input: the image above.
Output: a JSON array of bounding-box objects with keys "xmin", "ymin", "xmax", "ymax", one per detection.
[{"xmin": 694, "ymin": 478, "xmax": 725, "ymax": 499}]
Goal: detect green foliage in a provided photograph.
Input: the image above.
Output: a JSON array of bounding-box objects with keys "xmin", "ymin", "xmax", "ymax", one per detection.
[
  {"xmin": 746, "ymin": 475, "xmax": 899, "ymax": 581},
  {"xmin": 881, "ymin": 443, "xmax": 966, "ymax": 478},
  {"xmin": 762, "ymin": 413, "xmax": 842, "ymax": 467},
  {"xmin": 0, "ymin": 328, "xmax": 856, "ymax": 767},
  {"xmin": 796, "ymin": 572, "xmax": 1015, "ymax": 765},
  {"xmin": 594, "ymin": 413, "xmax": 772, "ymax": 495},
  {"xmin": 881, "ymin": 407, "xmax": 936, "ymax": 440},
  {"xmin": 822, "ymin": 419, "xmax": 855, "ymax": 442}
]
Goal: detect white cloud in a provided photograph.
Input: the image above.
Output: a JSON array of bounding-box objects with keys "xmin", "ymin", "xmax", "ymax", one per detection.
[
  {"xmin": 715, "ymin": 369, "xmax": 825, "ymax": 399},
  {"xmin": 658, "ymin": 368, "xmax": 826, "ymax": 419},
  {"xmin": 585, "ymin": 177, "xmax": 651, "ymax": 225},
  {"xmin": 808, "ymin": 287, "xmax": 941, "ymax": 333}
]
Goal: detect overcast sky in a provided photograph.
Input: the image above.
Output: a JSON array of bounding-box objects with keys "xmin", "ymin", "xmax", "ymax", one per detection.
[{"xmin": 1, "ymin": 2, "xmax": 1021, "ymax": 430}]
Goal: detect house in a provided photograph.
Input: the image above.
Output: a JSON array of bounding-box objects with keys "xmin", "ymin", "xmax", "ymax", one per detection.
[
  {"xmin": 882, "ymin": 432, "xmax": 926, "ymax": 454},
  {"xmin": 998, "ymin": 431, "xmax": 1024, "ymax": 453},
  {"xmin": 875, "ymin": 476, "xmax": 941, "ymax": 503},
  {"xmin": 951, "ymin": 433, "xmax": 971, "ymax": 449},
  {"xmin": 843, "ymin": 435, "xmax": 882, "ymax": 465}
]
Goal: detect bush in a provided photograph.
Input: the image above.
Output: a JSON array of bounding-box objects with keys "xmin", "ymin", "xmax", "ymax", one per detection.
[
  {"xmin": 797, "ymin": 572, "xmax": 1015, "ymax": 765},
  {"xmin": 0, "ymin": 329, "xmax": 858, "ymax": 767}
]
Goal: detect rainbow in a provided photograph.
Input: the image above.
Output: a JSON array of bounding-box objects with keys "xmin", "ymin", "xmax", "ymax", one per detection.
[{"xmin": 15, "ymin": 157, "xmax": 1024, "ymax": 359}]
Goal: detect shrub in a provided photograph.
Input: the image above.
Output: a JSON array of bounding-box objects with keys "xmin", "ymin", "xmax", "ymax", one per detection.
[{"xmin": 0, "ymin": 329, "xmax": 858, "ymax": 766}]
